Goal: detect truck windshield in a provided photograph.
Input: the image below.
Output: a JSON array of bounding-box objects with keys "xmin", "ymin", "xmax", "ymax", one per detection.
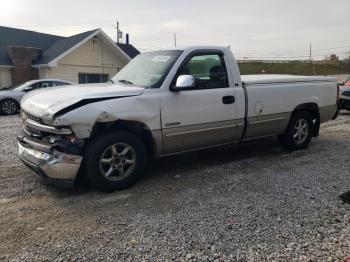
[{"xmin": 112, "ymin": 50, "xmax": 182, "ymax": 88}]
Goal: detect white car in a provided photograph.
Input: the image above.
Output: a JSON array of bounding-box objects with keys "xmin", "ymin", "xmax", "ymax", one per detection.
[
  {"xmin": 17, "ymin": 46, "xmax": 337, "ymax": 192},
  {"xmin": 0, "ymin": 79, "xmax": 73, "ymax": 115}
]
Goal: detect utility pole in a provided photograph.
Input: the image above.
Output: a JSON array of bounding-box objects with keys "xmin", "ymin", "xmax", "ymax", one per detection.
[
  {"xmin": 174, "ymin": 33, "xmax": 177, "ymax": 48},
  {"xmin": 309, "ymin": 43, "xmax": 316, "ymax": 75},
  {"xmin": 309, "ymin": 43, "xmax": 312, "ymax": 61},
  {"xmin": 117, "ymin": 22, "xmax": 119, "ymax": 43}
]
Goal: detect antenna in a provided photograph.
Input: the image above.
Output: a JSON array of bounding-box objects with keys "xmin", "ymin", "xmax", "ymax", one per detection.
[
  {"xmin": 113, "ymin": 20, "xmax": 123, "ymax": 43},
  {"xmin": 174, "ymin": 33, "xmax": 177, "ymax": 48}
]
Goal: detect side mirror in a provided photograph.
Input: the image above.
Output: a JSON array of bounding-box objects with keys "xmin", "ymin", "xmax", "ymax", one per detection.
[
  {"xmin": 171, "ymin": 75, "xmax": 195, "ymax": 92},
  {"xmin": 23, "ymin": 87, "xmax": 33, "ymax": 92}
]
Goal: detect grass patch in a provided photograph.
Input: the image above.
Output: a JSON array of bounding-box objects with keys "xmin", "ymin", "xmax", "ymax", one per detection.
[{"xmin": 238, "ymin": 61, "xmax": 350, "ymax": 75}]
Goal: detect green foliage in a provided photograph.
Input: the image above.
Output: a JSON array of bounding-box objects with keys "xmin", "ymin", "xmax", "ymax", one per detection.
[{"xmin": 238, "ymin": 61, "xmax": 350, "ymax": 75}]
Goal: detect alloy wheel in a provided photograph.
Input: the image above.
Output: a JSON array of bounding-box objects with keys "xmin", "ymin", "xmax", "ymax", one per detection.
[
  {"xmin": 293, "ymin": 118, "xmax": 309, "ymax": 144},
  {"xmin": 2, "ymin": 100, "xmax": 17, "ymax": 115},
  {"xmin": 99, "ymin": 143, "xmax": 136, "ymax": 181}
]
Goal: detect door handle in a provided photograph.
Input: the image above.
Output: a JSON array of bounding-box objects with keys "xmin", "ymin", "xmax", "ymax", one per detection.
[{"xmin": 222, "ymin": 96, "xmax": 235, "ymax": 104}]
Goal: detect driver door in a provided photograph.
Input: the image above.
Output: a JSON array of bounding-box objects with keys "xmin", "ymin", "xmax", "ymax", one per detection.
[{"xmin": 160, "ymin": 51, "xmax": 240, "ymax": 154}]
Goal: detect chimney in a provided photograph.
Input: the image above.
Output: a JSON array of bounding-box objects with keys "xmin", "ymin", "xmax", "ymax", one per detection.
[
  {"xmin": 6, "ymin": 46, "xmax": 41, "ymax": 86},
  {"xmin": 126, "ymin": 33, "xmax": 129, "ymax": 45}
]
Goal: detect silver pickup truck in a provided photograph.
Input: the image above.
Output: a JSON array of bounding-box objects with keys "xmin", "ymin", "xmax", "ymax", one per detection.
[{"xmin": 17, "ymin": 46, "xmax": 338, "ymax": 192}]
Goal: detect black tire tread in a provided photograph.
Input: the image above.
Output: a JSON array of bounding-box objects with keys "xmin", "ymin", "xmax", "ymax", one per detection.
[
  {"xmin": 83, "ymin": 131, "xmax": 147, "ymax": 192},
  {"xmin": 279, "ymin": 111, "xmax": 314, "ymax": 151}
]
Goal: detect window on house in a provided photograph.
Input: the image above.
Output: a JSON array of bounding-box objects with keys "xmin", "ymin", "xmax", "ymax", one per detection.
[{"xmin": 79, "ymin": 73, "xmax": 109, "ymax": 84}]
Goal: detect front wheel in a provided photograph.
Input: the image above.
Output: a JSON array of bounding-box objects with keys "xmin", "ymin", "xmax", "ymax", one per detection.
[
  {"xmin": 279, "ymin": 111, "xmax": 314, "ymax": 151},
  {"xmin": 83, "ymin": 131, "xmax": 147, "ymax": 192}
]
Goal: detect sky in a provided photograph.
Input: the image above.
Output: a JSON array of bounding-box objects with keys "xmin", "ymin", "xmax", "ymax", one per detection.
[{"xmin": 1, "ymin": 0, "xmax": 350, "ymax": 60}]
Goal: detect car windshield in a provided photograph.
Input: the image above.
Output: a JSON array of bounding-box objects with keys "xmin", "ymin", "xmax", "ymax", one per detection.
[
  {"xmin": 112, "ymin": 50, "xmax": 182, "ymax": 88},
  {"xmin": 11, "ymin": 81, "xmax": 36, "ymax": 91}
]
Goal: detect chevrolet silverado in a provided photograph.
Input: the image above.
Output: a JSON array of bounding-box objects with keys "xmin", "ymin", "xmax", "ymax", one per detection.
[{"xmin": 17, "ymin": 46, "xmax": 338, "ymax": 192}]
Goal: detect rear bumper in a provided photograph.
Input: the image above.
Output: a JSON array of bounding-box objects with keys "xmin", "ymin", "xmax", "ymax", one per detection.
[{"xmin": 17, "ymin": 133, "xmax": 83, "ymax": 188}]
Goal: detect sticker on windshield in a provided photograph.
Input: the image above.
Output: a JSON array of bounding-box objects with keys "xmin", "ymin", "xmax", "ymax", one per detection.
[{"xmin": 152, "ymin": 56, "xmax": 171, "ymax": 62}]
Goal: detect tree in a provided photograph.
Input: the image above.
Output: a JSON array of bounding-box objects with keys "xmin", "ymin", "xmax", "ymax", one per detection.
[{"xmin": 329, "ymin": 53, "xmax": 339, "ymax": 62}]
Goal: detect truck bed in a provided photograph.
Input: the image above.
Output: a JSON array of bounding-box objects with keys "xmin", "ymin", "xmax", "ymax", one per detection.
[{"xmin": 241, "ymin": 74, "xmax": 336, "ymax": 85}]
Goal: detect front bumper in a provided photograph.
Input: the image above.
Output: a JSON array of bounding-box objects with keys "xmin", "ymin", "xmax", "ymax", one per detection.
[
  {"xmin": 339, "ymin": 96, "xmax": 350, "ymax": 110},
  {"xmin": 17, "ymin": 136, "xmax": 83, "ymax": 189}
]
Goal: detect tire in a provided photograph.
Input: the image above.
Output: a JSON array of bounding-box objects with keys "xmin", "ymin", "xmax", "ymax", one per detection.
[
  {"xmin": 279, "ymin": 111, "xmax": 314, "ymax": 151},
  {"xmin": 83, "ymin": 131, "xmax": 147, "ymax": 192},
  {"xmin": 0, "ymin": 99, "xmax": 20, "ymax": 115}
]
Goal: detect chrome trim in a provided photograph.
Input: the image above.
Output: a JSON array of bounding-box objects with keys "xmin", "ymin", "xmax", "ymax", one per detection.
[
  {"xmin": 25, "ymin": 119, "xmax": 72, "ymax": 135},
  {"xmin": 175, "ymin": 75, "xmax": 195, "ymax": 88},
  {"xmin": 165, "ymin": 124, "xmax": 236, "ymax": 138},
  {"xmin": 17, "ymin": 142, "xmax": 82, "ymax": 180},
  {"xmin": 249, "ymin": 117, "xmax": 286, "ymax": 125}
]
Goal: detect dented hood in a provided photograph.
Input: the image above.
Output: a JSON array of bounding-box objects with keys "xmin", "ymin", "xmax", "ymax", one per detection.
[{"xmin": 21, "ymin": 83, "xmax": 145, "ymax": 119}]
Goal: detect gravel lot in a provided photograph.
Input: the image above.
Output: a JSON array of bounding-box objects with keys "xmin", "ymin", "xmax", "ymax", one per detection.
[{"xmin": 0, "ymin": 114, "xmax": 350, "ymax": 261}]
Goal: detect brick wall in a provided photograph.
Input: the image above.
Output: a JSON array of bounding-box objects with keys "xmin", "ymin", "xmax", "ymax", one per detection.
[{"xmin": 6, "ymin": 46, "xmax": 41, "ymax": 86}]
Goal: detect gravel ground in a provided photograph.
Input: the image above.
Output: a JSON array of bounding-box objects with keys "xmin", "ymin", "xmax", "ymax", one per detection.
[{"xmin": 0, "ymin": 113, "xmax": 350, "ymax": 261}]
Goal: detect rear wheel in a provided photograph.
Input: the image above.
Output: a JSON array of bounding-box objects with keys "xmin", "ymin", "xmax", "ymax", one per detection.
[
  {"xmin": 0, "ymin": 99, "xmax": 19, "ymax": 115},
  {"xmin": 279, "ymin": 111, "xmax": 314, "ymax": 151},
  {"xmin": 83, "ymin": 131, "xmax": 147, "ymax": 192}
]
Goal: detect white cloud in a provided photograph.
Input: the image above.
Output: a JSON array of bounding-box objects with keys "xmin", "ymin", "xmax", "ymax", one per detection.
[{"xmin": 1, "ymin": 0, "xmax": 349, "ymax": 59}]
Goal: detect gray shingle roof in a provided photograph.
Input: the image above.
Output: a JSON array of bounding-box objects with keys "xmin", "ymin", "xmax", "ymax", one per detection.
[
  {"xmin": 35, "ymin": 29, "xmax": 98, "ymax": 64},
  {"xmin": 0, "ymin": 26, "xmax": 64, "ymax": 65},
  {"xmin": 116, "ymin": 43, "xmax": 140, "ymax": 59},
  {"xmin": 0, "ymin": 26, "xmax": 140, "ymax": 65}
]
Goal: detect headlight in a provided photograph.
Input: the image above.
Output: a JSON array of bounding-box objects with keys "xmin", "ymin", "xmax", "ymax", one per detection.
[{"xmin": 41, "ymin": 117, "xmax": 55, "ymax": 126}]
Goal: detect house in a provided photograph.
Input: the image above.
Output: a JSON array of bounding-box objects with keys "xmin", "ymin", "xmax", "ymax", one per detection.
[{"xmin": 0, "ymin": 26, "xmax": 140, "ymax": 89}]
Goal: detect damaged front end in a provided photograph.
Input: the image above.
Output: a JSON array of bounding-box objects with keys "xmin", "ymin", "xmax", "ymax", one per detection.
[{"xmin": 17, "ymin": 111, "xmax": 84, "ymax": 188}]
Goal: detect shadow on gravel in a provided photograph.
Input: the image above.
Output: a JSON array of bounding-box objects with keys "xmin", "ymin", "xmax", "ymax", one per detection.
[
  {"xmin": 145, "ymin": 137, "xmax": 283, "ymax": 178},
  {"xmin": 42, "ymin": 114, "xmax": 350, "ymax": 200},
  {"xmin": 63, "ymin": 137, "xmax": 287, "ymax": 196}
]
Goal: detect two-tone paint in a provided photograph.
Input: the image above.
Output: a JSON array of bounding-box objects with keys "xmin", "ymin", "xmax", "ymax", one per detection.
[{"xmin": 18, "ymin": 46, "xmax": 338, "ymax": 185}]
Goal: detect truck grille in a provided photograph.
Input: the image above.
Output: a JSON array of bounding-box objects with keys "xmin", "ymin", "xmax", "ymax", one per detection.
[
  {"xmin": 22, "ymin": 111, "xmax": 43, "ymax": 136},
  {"xmin": 22, "ymin": 111, "xmax": 42, "ymax": 123},
  {"xmin": 24, "ymin": 125, "xmax": 43, "ymax": 136}
]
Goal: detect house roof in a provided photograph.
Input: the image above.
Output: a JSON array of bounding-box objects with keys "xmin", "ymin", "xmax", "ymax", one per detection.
[
  {"xmin": 0, "ymin": 26, "xmax": 64, "ymax": 65},
  {"xmin": 36, "ymin": 29, "xmax": 98, "ymax": 64},
  {"xmin": 116, "ymin": 43, "xmax": 140, "ymax": 59},
  {"xmin": 0, "ymin": 26, "xmax": 140, "ymax": 66}
]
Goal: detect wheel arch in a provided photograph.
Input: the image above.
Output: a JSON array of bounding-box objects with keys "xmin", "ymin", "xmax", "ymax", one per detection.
[
  {"xmin": 0, "ymin": 97, "xmax": 20, "ymax": 105},
  {"xmin": 289, "ymin": 102, "xmax": 320, "ymax": 137},
  {"xmin": 89, "ymin": 119, "xmax": 161, "ymax": 158}
]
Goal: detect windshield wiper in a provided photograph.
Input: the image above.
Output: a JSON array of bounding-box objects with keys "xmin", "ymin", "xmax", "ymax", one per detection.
[{"xmin": 118, "ymin": 79, "xmax": 134, "ymax": 85}]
